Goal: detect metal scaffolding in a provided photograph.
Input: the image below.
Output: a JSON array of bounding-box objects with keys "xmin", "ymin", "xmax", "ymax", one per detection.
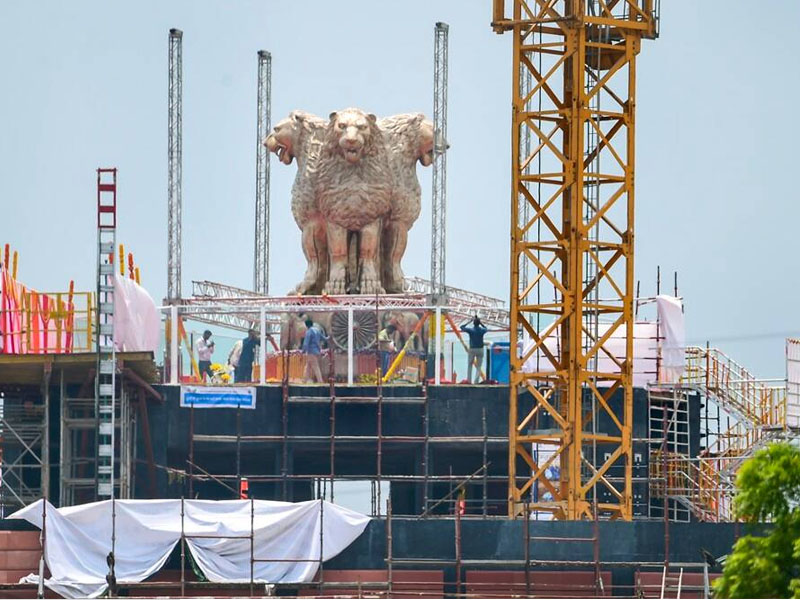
[
  {"xmin": 60, "ymin": 372, "xmax": 137, "ymax": 506},
  {"xmin": 430, "ymin": 22, "xmax": 449, "ymax": 300},
  {"xmin": 0, "ymin": 374, "xmax": 50, "ymax": 512},
  {"xmin": 492, "ymin": 0, "xmax": 659, "ymax": 519},
  {"xmin": 167, "ymin": 28, "xmax": 183, "ymax": 303},
  {"xmin": 254, "ymin": 50, "xmax": 272, "ymax": 295}
]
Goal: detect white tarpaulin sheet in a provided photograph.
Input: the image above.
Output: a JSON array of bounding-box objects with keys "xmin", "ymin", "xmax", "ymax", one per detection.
[
  {"xmin": 521, "ymin": 321, "xmax": 659, "ymax": 388},
  {"xmin": 113, "ymin": 275, "xmax": 159, "ymax": 353},
  {"xmin": 10, "ymin": 498, "xmax": 369, "ymax": 599},
  {"xmin": 787, "ymin": 339, "xmax": 800, "ymax": 428},
  {"xmin": 656, "ymin": 295, "xmax": 685, "ymax": 384}
]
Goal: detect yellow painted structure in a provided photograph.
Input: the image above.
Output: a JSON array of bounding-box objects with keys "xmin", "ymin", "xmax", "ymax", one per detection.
[{"xmin": 492, "ymin": 0, "xmax": 657, "ymax": 520}]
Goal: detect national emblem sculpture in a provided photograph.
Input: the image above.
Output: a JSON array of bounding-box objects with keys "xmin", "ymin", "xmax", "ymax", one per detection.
[{"xmin": 265, "ymin": 108, "xmax": 434, "ymax": 295}]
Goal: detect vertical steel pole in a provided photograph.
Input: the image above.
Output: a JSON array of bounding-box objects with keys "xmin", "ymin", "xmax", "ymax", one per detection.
[
  {"xmin": 434, "ymin": 307, "xmax": 442, "ymax": 385},
  {"xmin": 260, "ymin": 307, "xmax": 267, "ymax": 385},
  {"xmin": 170, "ymin": 305, "xmax": 179, "ymax": 385},
  {"xmin": 180, "ymin": 496, "xmax": 185, "ymax": 597},
  {"xmin": 250, "ymin": 496, "xmax": 255, "ymax": 596},
  {"xmin": 347, "ymin": 308, "xmax": 354, "ymax": 385}
]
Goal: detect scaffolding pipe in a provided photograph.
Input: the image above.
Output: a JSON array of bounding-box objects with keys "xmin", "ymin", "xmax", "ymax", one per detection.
[
  {"xmin": 170, "ymin": 305, "xmax": 179, "ymax": 385},
  {"xmin": 259, "ymin": 307, "xmax": 266, "ymax": 385},
  {"xmin": 434, "ymin": 306, "xmax": 442, "ymax": 385},
  {"xmin": 347, "ymin": 308, "xmax": 354, "ymax": 385}
]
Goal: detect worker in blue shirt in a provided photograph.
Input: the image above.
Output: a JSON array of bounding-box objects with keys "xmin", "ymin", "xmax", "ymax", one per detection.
[
  {"xmin": 235, "ymin": 329, "xmax": 261, "ymax": 383},
  {"xmin": 301, "ymin": 318, "xmax": 328, "ymax": 383},
  {"xmin": 460, "ymin": 316, "xmax": 488, "ymax": 383}
]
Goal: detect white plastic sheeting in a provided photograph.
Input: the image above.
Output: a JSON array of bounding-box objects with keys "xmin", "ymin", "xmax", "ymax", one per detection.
[
  {"xmin": 521, "ymin": 321, "xmax": 659, "ymax": 387},
  {"xmin": 10, "ymin": 498, "xmax": 370, "ymax": 599},
  {"xmin": 787, "ymin": 339, "xmax": 800, "ymax": 428},
  {"xmin": 520, "ymin": 296, "xmax": 686, "ymax": 387},
  {"xmin": 655, "ymin": 295, "xmax": 685, "ymax": 384},
  {"xmin": 113, "ymin": 275, "xmax": 159, "ymax": 353}
]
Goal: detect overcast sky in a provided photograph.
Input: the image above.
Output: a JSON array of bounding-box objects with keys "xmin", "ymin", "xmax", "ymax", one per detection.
[{"xmin": 1, "ymin": 1, "xmax": 797, "ymax": 378}]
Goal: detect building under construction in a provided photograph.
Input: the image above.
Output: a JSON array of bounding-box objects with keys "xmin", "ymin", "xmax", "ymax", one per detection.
[{"xmin": 0, "ymin": 1, "xmax": 797, "ymax": 598}]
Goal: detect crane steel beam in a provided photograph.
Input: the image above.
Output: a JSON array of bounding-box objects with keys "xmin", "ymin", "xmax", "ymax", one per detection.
[
  {"xmin": 431, "ymin": 22, "xmax": 449, "ymax": 300},
  {"xmin": 254, "ymin": 50, "xmax": 272, "ymax": 295},
  {"xmin": 167, "ymin": 28, "xmax": 183, "ymax": 302},
  {"xmin": 492, "ymin": 0, "xmax": 658, "ymax": 520}
]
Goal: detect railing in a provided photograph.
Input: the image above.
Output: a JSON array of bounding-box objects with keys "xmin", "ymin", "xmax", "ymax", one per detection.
[
  {"xmin": 651, "ymin": 346, "xmax": 791, "ymax": 522},
  {"xmin": 683, "ymin": 346, "xmax": 784, "ymax": 426},
  {"xmin": 1, "ymin": 289, "xmax": 93, "ymax": 354},
  {"xmin": 652, "ymin": 452, "xmax": 734, "ymax": 522},
  {"xmin": 683, "ymin": 346, "xmax": 787, "ymax": 478}
]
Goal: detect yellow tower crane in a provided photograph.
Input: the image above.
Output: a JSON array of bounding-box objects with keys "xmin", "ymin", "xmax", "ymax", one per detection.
[{"xmin": 491, "ymin": 0, "xmax": 658, "ymax": 520}]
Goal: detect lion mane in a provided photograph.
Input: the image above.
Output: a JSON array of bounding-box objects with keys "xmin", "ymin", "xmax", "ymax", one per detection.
[{"xmin": 315, "ymin": 109, "xmax": 394, "ymax": 231}]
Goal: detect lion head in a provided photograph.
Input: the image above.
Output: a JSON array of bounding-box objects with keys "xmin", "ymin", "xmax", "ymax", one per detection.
[
  {"xmin": 378, "ymin": 113, "xmax": 435, "ymax": 167},
  {"xmin": 415, "ymin": 116, "xmax": 435, "ymax": 166},
  {"xmin": 264, "ymin": 110, "xmax": 324, "ymax": 165},
  {"xmin": 325, "ymin": 108, "xmax": 379, "ymax": 165}
]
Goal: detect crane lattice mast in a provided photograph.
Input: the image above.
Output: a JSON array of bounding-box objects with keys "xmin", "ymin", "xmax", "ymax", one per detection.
[
  {"xmin": 254, "ymin": 50, "xmax": 272, "ymax": 295},
  {"xmin": 167, "ymin": 28, "xmax": 183, "ymax": 302},
  {"xmin": 492, "ymin": 0, "xmax": 658, "ymax": 520}
]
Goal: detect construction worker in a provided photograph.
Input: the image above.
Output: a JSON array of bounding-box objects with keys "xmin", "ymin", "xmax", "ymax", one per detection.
[
  {"xmin": 378, "ymin": 324, "xmax": 397, "ymax": 377},
  {"xmin": 301, "ymin": 318, "xmax": 328, "ymax": 383},
  {"xmin": 236, "ymin": 329, "xmax": 260, "ymax": 383},
  {"xmin": 227, "ymin": 339, "xmax": 243, "ymax": 381},
  {"xmin": 195, "ymin": 330, "xmax": 214, "ymax": 381},
  {"xmin": 460, "ymin": 316, "xmax": 487, "ymax": 384}
]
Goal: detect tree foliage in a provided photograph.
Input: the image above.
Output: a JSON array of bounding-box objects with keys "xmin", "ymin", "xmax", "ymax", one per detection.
[{"xmin": 715, "ymin": 442, "xmax": 800, "ymax": 598}]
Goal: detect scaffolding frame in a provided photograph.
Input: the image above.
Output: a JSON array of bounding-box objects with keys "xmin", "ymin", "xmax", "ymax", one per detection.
[
  {"xmin": 0, "ymin": 368, "xmax": 50, "ymax": 513},
  {"xmin": 2, "ymin": 491, "xmax": 716, "ymax": 599},
  {"xmin": 59, "ymin": 370, "xmax": 138, "ymax": 507},
  {"xmin": 185, "ymin": 364, "xmax": 511, "ymax": 518}
]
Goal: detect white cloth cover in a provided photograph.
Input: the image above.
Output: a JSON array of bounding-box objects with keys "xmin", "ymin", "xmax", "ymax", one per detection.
[
  {"xmin": 521, "ymin": 321, "xmax": 659, "ymax": 388},
  {"xmin": 787, "ymin": 339, "xmax": 800, "ymax": 428},
  {"xmin": 10, "ymin": 498, "xmax": 369, "ymax": 599},
  {"xmin": 113, "ymin": 275, "xmax": 159, "ymax": 353},
  {"xmin": 656, "ymin": 295, "xmax": 685, "ymax": 384}
]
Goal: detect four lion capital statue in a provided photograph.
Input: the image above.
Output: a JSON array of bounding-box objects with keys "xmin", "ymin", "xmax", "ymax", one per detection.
[{"xmin": 265, "ymin": 108, "xmax": 435, "ymax": 295}]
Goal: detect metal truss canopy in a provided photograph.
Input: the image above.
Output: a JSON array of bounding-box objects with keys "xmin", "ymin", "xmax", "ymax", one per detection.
[
  {"xmin": 185, "ymin": 280, "xmax": 509, "ymax": 330},
  {"xmin": 492, "ymin": 0, "xmax": 658, "ymax": 520}
]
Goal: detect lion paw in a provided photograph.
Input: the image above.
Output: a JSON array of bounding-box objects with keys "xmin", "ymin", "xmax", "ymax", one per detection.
[
  {"xmin": 359, "ymin": 277, "xmax": 385, "ymax": 295},
  {"xmin": 292, "ymin": 279, "xmax": 315, "ymax": 295},
  {"xmin": 323, "ymin": 277, "xmax": 347, "ymax": 295}
]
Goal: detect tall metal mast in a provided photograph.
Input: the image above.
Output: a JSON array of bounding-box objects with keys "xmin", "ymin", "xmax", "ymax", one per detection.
[
  {"xmin": 167, "ymin": 28, "xmax": 183, "ymax": 302},
  {"xmin": 492, "ymin": 0, "xmax": 658, "ymax": 520},
  {"xmin": 254, "ymin": 50, "xmax": 272, "ymax": 295},
  {"xmin": 431, "ymin": 22, "xmax": 449, "ymax": 299}
]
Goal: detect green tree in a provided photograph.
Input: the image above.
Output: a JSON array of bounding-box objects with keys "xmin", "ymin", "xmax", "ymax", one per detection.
[{"xmin": 715, "ymin": 442, "xmax": 800, "ymax": 598}]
